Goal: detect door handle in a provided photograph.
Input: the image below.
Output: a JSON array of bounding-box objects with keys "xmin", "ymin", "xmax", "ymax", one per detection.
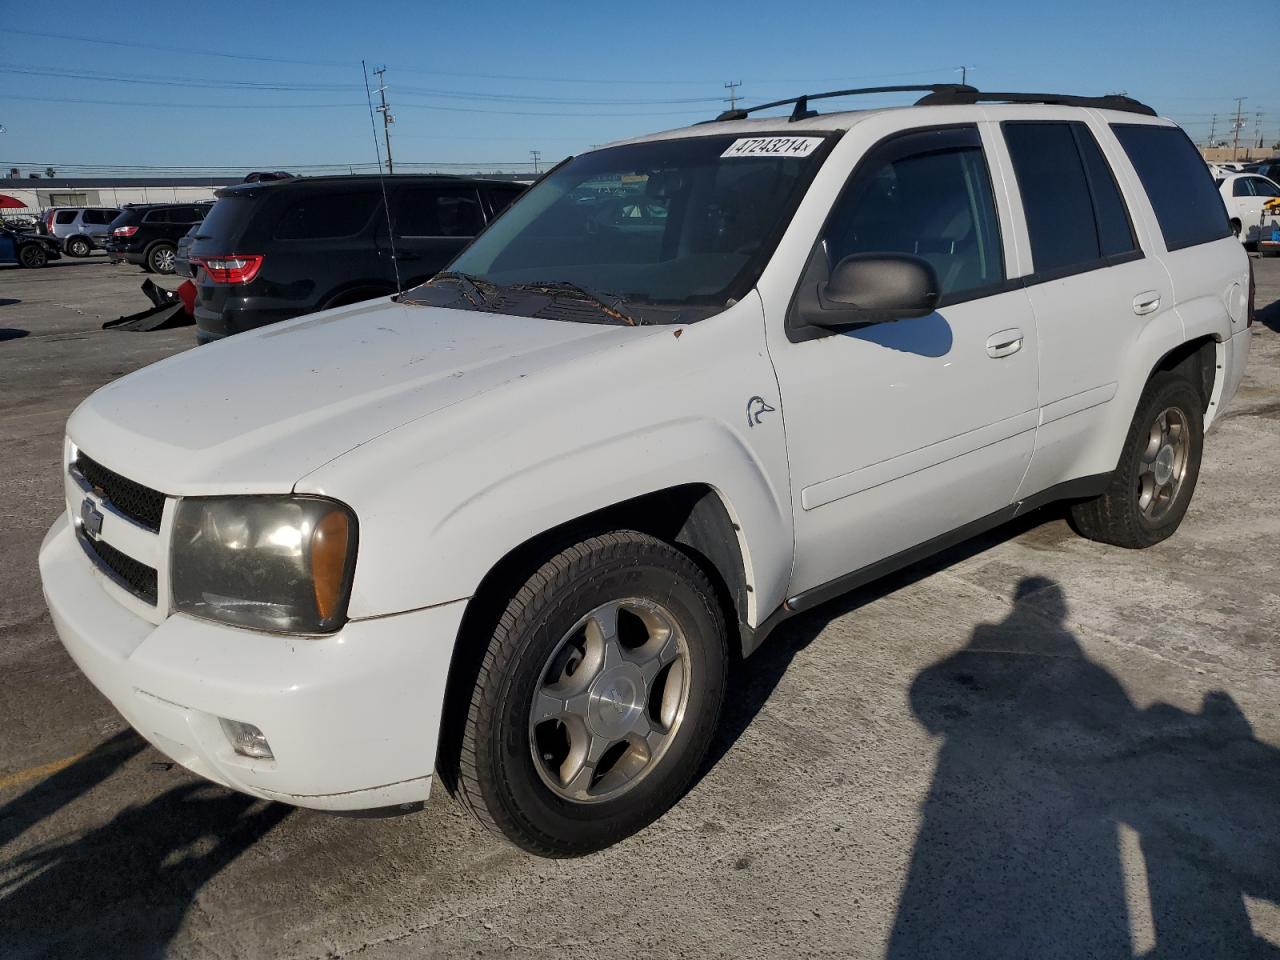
[
  {"xmin": 1133, "ymin": 291, "xmax": 1161, "ymax": 316},
  {"xmin": 986, "ymin": 329, "xmax": 1023, "ymax": 359}
]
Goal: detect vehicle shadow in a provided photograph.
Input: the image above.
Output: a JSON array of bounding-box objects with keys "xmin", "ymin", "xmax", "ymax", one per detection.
[
  {"xmin": 886, "ymin": 576, "xmax": 1280, "ymax": 958},
  {"xmin": 0, "ymin": 328, "xmax": 28, "ymax": 341},
  {"xmin": 0, "ymin": 733, "xmax": 291, "ymax": 959},
  {"xmin": 704, "ymin": 508, "xmax": 1062, "ymax": 777},
  {"xmin": 1257, "ymin": 288, "xmax": 1280, "ymax": 333}
]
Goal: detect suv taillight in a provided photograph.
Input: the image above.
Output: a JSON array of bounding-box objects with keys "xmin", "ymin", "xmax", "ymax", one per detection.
[
  {"xmin": 112, "ymin": 225, "xmax": 139, "ymax": 237},
  {"xmin": 1247, "ymin": 260, "xmax": 1256, "ymax": 328},
  {"xmin": 193, "ymin": 254, "xmax": 264, "ymax": 285}
]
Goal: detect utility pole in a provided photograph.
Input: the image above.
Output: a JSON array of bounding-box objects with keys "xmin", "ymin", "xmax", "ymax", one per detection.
[
  {"xmin": 1208, "ymin": 113, "xmax": 1217, "ymax": 147},
  {"xmin": 373, "ymin": 66, "xmax": 395, "ymax": 174},
  {"xmin": 723, "ymin": 80, "xmax": 742, "ymax": 112},
  {"xmin": 1254, "ymin": 110, "xmax": 1265, "ymax": 151},
  {"xmin": 529, "ymin": 149, "xmax": 541, "ymax": 174},
  {"xmin": 1231, "ymin": 96, "xmax": 1247, "ymax": 160}
]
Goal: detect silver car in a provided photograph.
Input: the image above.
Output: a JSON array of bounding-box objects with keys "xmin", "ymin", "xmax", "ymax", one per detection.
[{"xmin": 44, "ymin": 207, "xmax": 121, "ymax": 257}]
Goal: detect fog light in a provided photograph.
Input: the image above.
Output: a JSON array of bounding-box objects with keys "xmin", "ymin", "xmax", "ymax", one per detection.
[{"xmin": 219, "ymin": 718, "xmax": 274, "ymax": 759}]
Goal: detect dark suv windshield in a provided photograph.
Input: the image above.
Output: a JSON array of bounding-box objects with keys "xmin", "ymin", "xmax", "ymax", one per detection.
[{"xmin": 410, "ymin": 133, "xmax": 833, "ymax": 322}]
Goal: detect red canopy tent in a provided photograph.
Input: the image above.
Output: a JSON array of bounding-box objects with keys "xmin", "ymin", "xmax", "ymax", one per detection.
[{"xmin": 0, "ymin": 195, "xmax": 27, "ymax": 209}]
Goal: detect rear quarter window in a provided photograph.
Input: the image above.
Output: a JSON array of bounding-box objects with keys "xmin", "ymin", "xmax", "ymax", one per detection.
[
  {"xmin": 274, "ymin": 192, "xmax": 380, "ymax": 240},
  {"xmin": 54, "ymin": 210, "xmax": 77, "ymax": 224},
  {"xmin": 1111, "ymin": 124, "xmax": 1232, "ymax": 251}
]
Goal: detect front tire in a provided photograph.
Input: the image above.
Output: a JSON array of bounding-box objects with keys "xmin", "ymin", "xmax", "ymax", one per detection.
[
  {"xmin": 18, "ymin": 244, "xmax": 47, "ymax": 268},
  {"xmin": 1069, "ymin": 373, "xmax": 1204, "ymax": 548},
  {"xmin": 147, "ymin": 243, "xmax": 176, "ymax": 274},
  {"xmin": 444, "ymin": 531, "xmax": 728, "ymax": 857}
]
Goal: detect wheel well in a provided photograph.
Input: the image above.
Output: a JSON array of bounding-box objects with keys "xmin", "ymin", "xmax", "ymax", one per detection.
[
  {"xmin": 435, "ymin": 484, "xmax": 748, "ymax": 791},
  {"xmin": 1150, "ymin": 336, "xmax": 1217, "ymax": 414}
]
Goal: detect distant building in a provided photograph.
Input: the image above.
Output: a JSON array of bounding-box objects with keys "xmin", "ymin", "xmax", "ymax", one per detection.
[
  {"xmin": 0, "ymin": 176, "xmax": 240, "ymax": 215},
  {"xmin": 0, "ymin": 172, "xmax": 536, "ymax": 217}
]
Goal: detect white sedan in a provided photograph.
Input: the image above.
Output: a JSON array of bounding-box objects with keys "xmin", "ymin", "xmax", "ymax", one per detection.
[{"xmin": 1216, "ymin": 172, "xmax": 1280, "ymax": 241}]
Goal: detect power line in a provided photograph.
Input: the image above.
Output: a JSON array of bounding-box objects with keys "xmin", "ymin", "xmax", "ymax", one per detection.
[{"xmin": 2, "ymin": 27, "xmax": 353, "ymax": 67}]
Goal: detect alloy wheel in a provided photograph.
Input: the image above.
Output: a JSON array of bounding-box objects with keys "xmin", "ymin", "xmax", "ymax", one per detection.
[
  {"xmin": 529, "ymin": 597, "xmax": 691, "ymax": 803},
  {"xmin": 1137, "ymin": 407, "xmax": 1190, "ymax": 522}
]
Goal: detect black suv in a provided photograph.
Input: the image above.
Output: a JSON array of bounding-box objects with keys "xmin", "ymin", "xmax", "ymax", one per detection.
[
  {"xmin": 107, "ymin": 203, "xmax": 212, "ymax": 274},
  {"xmin": 188, "ymin": 174, "xmax": 525, "ymax": 341}
]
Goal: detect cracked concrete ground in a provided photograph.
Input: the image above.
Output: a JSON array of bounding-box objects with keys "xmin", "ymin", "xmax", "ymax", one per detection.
[{"xmin": 1, "ymin": 254, "xmax": 1278, "ymax": 959}]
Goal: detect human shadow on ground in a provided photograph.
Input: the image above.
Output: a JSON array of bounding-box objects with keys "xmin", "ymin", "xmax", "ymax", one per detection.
[
  {"xmin": 0, "ymin": 733, "xmax": 290, "ymax": 959},
  {"xmin": 887, "ymin": 576, "xmax": 1280, "ymax": 959}
]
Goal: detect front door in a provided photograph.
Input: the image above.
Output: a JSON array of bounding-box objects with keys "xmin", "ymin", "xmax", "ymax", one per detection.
[{"xmin": 770, "ymin": 124, "xmax": 1039, "ymax": 598}]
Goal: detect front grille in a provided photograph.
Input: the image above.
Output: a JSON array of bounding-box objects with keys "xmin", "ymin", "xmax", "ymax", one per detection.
[
  {"xmin": 80, "ymin": 532, "xmax": 158, "ymax": 605},
  {"xmin": 74, "ymin": 454, "xmax": 165, "ymax": 532}
]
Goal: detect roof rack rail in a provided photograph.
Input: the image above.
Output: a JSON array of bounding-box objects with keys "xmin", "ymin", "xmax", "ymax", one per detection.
[
  {"xmin": 712, "ymin": 84, "xmax": 977, "ymax": 123},
  {"xmin": 914, "ymin": 88, "xmax": 1157, "ymax": 116}
]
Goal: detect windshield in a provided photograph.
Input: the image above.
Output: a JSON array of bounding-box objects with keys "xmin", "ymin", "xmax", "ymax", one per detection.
[{"xmin": 405, "ymin": 132, "xmax": 834, "ymax": 323}]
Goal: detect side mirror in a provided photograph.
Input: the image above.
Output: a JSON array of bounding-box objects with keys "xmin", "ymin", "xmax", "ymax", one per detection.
[{"xmin": 808, "ymin": 253, "xmax": 940, "ymax": 330}]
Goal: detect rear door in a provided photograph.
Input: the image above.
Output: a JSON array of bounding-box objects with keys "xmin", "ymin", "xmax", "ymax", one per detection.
[
  {"xmin": 270, "ymin": 189, "xmax": 386, "ymax": 305},
  {"xmin": 388, "ymin": 184, "xmax": 486, "ymax": 284},
  {"xmin": 999, "ymin": 118, "xmax": 1174, "ymax": 497}
]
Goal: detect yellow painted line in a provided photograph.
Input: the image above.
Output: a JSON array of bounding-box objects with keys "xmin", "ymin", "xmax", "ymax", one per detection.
[{"xmin": 0, "ymin": 749, "xmax": 92, "ymax": 792}]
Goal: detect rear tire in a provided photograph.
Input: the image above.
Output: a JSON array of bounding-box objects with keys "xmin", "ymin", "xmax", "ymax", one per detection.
[
  {"xmin": 1069, "ymin": 373, "xmax": 1204, "ymax": 548},
  {"xmin": 147, "ymin": 243, "xmax": 176, "ymax": 274},
  {"xmin": 443, "ymin": 531, "xmax": 728, "ymax": 857},
  {"xmin": 66, "ymin": 236, "xmax": 91, "ymax": 258}
]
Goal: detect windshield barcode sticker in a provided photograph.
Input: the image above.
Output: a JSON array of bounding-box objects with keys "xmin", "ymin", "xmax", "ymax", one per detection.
[{"xmin": 721, "ymin": 137, "xmax": 823, "ymax": 159}]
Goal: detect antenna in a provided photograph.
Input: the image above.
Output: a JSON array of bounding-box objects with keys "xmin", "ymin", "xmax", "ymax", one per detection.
[{"xmin": 362, "ymin": 59, "xmax": 403, "ymax": 296}]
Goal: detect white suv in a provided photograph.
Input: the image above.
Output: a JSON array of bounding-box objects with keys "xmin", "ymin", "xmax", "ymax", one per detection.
[{"xmin": 40, "ymin": 86, "xmax": 1254, "ymax": 856}]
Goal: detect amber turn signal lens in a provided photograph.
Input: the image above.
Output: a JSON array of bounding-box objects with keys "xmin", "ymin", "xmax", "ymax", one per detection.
[{"xmin": 311, "ymin": 509, "xmax": 351, "ymax": 622}]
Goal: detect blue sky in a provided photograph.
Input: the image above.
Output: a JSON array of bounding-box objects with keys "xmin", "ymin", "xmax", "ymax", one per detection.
[{"xmin": 1, "ymin": 0, "xmax": 1276, "ymax": 175}]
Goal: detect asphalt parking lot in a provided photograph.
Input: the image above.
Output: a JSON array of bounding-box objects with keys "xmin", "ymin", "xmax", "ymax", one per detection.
[{"xmin": 2, "ymin": 254, "xmax": 1279, "ymax": 959}]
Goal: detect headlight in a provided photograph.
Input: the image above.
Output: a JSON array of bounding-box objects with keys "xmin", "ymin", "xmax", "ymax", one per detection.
[{"xmin": 171, "ymin": 496, "xmax": 357, "ymax": 634}]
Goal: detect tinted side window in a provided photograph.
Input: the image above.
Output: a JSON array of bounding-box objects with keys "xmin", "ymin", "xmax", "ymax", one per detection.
[
  {"xmin": 1251, "ymin": 178, "xmax": 1280, "ymax": 198},
  {"xmin": 274, "ymin": 192, "xmax": 379, "ymax": 240},
  {"xmin": 1004, "ymin": 122, "xmax": 1114, "ymax": 274},
  {"xmin": 487, "ymin": 186, "xmax": 523, "ymax": 218},
  {"xmin": 82, "ymin": 209, "xmax": 112, "ymax": 225},
  {"xmin": 143, "ymin": 209, "xmax": 170, "ymax": 223},
  {"xmin": 55, "ymin": 210, "xmax": 77, "ymax": 224},
  {"xmin": 1111, "ymin": 124, "xmax": 1232, "ymax": 250},
  {"xmin": 394, "ymin": 187, "xmax": 484, "ymax": 237},
  {"xmin": 823, "ymin": 126, "xmax": 1004, "ymax": 298},
  {"xmin": 1074, "ymin": 128, "xmax": 1137, "ymax": 258},
  {"xmin": 1233, "ymin": 179, "xmax": 1254, "ymax": 197}
]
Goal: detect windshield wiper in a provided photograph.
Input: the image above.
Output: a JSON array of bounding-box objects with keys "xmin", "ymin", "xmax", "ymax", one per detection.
[
  {"xmin": 513, "ymin": 280, "xmax": 642, "ymax": 326},
  {"xmin": 430, "ymin": 271, "xmax": 497, "ymax": 307}
]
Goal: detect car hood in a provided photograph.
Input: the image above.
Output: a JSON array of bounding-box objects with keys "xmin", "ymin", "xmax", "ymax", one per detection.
[{"xmin": 68, "ymin": 299, "xmax": 662, "ymax": 495}]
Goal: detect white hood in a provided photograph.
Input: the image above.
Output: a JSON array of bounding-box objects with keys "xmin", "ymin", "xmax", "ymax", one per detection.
[{"xmin": 68, "ymin": 299, "xmax": 660, "ymax": 495}]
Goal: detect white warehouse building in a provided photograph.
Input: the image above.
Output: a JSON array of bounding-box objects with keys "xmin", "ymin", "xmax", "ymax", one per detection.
[{"xmin": 0, "ymin": 176, "xmax": 241, "ymax": 216}]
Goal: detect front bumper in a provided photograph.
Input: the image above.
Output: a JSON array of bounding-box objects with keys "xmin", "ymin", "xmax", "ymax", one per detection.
[{"xmin": 39, "ymin": 514, "xmax": 466, "ymax": 811}]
